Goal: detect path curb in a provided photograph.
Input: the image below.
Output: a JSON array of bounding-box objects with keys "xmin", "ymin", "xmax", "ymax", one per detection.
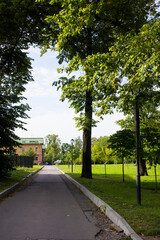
[
  {"xmin": 0, "ymin": 166, "xmax": 44, "ymax": 200},
  {"xmin": 58, "ymin": 168, "xmax": 142, "ymax": 240}
]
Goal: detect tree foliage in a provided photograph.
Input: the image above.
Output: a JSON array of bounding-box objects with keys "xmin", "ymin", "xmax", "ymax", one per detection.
[
  {"xmin": 45, "ymin": 134, "xmax": 61, "ymax": 164},
  {"xmin": 21, "ymin": 148, "xmax": 37, "ymax": 159},
  {"xmin": 41, "ymin": 0, "xmax": 156, "ymax": 178},
  {"xmin": 108, "ymin": 129, "xmax": 135, "ymax": 182},
  {"xmin": 108, "ymin": 130, "xmax": 135, "ymax": 159},
  {"xmin": 59, "ymin": 137, "xmax": 82, "ymax": 164},
  {"xmin": 91, "ymin": 136, "xmax": 116, "ymax": 164},
  {"xmin": 0, "ymin": 0, "xmax": 53, "ymax": 176}
]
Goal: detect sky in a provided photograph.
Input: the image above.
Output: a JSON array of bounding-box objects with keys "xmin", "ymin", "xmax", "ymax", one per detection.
[{"xmin": 15, "ymin": 47, "xmax": 124, "ymax": 144}]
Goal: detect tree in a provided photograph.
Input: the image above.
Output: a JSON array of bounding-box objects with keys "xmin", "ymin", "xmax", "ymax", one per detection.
[
  {"xmin": 21, "ymin": 148, "xmax": 37, "ymax": 160},
  {"xmin": 108, "ymin": 130, "xmax": 135, "ymax": 182},
  {"xmin": 114, "ymin": 19, "xmax": 160, "ymax": 176},
  {"xmin": 59, "ymin": 137, "xmax": 82, "ymax": 165},
  {"xmin": 0, "ymin": 0, "xmax": 54, "ymax": 176},
  {"xmin": 0, "ymin": 54, "xmax": 32, "ymax": 152},
  {"xmin": 73, "ymin": 137, "xmax": 83, "ymax": 163},
  {"xmin": 45, "ymin": 134, "xmax": 61, "ymax": 164},
  {"xmin": 59, "ymin": 143, "xmax": 71, "ymax": 164},
  {"xmin": 42, "ymin": 0, "xmax": 155, "ymax": 178},
  {"xmin": 92, "ymin": 17, "xmax": 160, "ymax": 176},
  {"xmin": 141, "ymin": 110, "xmax": 160, "ymax": 192},
  {"xmin": 92, "ymin": 136, "xmax": 110, "ymax": 164}
]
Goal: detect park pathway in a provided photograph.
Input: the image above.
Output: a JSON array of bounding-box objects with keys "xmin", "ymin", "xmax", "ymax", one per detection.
[{"xmin": 0, "ymin": 166, "xmax": 100, "ymax": 240}]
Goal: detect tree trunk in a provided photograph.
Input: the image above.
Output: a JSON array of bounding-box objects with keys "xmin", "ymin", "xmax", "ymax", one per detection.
[
  {"xmin": 139, "ymin": 156, "xmax": 148, "ymax": 176},
  {"xmin": 122, "ymin": 156, "xmax": 125, "ymax": 182},
  {"xmin": 104, "ymin": 161, "xmax": 106, "ymax": 177},
  {"xmin": 81, "ymin": 90, "xmax": 92, "ymax": 179},
  {"xmin": 81, "ymin": 27, "xmax": 93, "ymax": 179},
  {"xmin": 134, "ymin": 100, "xmax": 148, "ymax": 176},
  {"xmin": 134, "ymin": 98, "xmax": 141, "ymax": 205},
  {"xmin": 154, "ymin": 163, "xmax": 158, "ymax": 193}
]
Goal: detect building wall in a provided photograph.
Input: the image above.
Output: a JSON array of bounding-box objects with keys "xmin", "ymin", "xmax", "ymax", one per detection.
[{"xmin": 15, "ymin": 143, "xmax": 45, "ymax": 165}]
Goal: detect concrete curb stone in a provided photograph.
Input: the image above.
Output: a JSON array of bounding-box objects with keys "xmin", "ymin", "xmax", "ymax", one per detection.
[
  {"xmin": 0, "ymin": 166, "xmax": 44, "ymax": 200},
  {"xmin": 58, "ymin": 168, "xmax": 143, "ymax": 240}
]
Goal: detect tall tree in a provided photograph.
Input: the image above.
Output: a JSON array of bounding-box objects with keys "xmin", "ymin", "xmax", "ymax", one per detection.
[
  {"xmin": 41, "ymin": 0, "xmax": 156, "ymax": 178},
  {"xmin": 92, "ymin": 17, "xmax": 160, "ymax": 175},
  {"xmin": 0, "ymin": 0, "xmax": 54, "ymax": 176}
]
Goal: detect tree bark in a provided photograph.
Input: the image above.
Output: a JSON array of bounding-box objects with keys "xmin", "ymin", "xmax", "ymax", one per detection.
[
  {"xmin": 81, "ymin": 27, "xmax": 93, "ymax": 179},
  {"xmin": 139, "ymin": 156, "xmax": 148, "ymax": 176},
  {"xmin": 81, "ymin": 90, "xmax": 92, "ymax": 179}
]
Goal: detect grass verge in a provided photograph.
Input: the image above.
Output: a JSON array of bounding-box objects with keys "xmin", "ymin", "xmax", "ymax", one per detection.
[
  {"xmin": 0, "ymin": 165, "xmax": 42, "ymax": 193},
  {"xmin": 58, "ymin": 164, "xmax": 160, "ymax": 237}
]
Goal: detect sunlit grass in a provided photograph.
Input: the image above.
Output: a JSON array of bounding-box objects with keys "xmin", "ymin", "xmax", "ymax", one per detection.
[
  {"xmin": 58, "ymin": 164, "xmax": 160, "ymax": 236},
  {"xmin": 0, "ymin": 165, "xmax": 42, "ymax": 193}
]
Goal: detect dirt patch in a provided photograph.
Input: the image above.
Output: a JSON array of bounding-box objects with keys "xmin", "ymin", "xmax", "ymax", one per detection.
[{"xmin": 92, "ymin": 209, "xmax": 130, "ymax": 240}]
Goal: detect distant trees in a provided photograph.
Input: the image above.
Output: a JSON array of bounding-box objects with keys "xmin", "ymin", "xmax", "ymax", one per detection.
[
  {"xmin": 45, "ymin": 134, "xmax": 61, "ymax": 164},
  {"xmin": 59, "ymin": 137, "xmax": 83, "ymax": 165},
  {"xmin": 59, "ymin": 143, "xmax": 71, "ymax": 164},
  {"xmin": 92, "ymin": 136, "xmax": 114, "ymax": 164},
  {"xmin": 44, "ymin": 130, "xmax": 160, "ymax": 182}
]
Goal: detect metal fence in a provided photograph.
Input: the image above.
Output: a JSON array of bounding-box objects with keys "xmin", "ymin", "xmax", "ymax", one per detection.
[{"xmin": 11, "ymin": 155, "xmax": 33, "ymax": 168}]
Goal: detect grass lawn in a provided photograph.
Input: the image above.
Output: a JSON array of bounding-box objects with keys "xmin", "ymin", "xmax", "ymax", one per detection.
[
  {"xmin": 58, "ymin": 164, "xmax": 160, "ymax": 236},
  {"xmin": 0, "ymin": 165, "xmax": 42, "ymax": 193}
]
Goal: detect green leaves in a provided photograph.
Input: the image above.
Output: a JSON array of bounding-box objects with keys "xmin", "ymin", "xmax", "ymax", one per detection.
[
  {"xmin": 108, "ymin": 129, "xmax": 135, "ymax": 159},
  {"xmin": 45, "ymin": 134, "xmax": 61, "ymax": 164},
  {"xmin": 0, "ymin": 0, "xmax": 54, "ymax": 162}
]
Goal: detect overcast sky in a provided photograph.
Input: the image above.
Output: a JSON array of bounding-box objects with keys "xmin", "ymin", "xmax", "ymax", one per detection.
[{"xmin": 15, "ymin": 47, "xmax": 124, "ymax": 144}]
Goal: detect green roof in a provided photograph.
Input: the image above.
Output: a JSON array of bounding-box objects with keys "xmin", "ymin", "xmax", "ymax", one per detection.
[{"xmin": 19, "ymin": 138, "xmax": 44, "ymax": 145}]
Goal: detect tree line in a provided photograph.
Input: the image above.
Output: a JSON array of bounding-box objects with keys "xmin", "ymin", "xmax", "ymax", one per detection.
[
  {"xmin": 45, "ymin": 124, "xmax": 159, "ymax": 170},
  {"xmin": 0, "ymin": 0, "xmax": 159, "ymax": 179}
]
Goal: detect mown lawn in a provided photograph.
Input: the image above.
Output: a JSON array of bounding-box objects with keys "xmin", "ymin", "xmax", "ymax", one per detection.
[
  {"xmin": 0, "ymin": 165, "xmax": 42, "ymax": 193},
  {"xmin": 58, "ymin": 164, "xmax": 160, "ymax": 236}
]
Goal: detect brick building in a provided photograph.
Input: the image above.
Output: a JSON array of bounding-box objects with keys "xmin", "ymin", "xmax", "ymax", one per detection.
[{"xmin": 15, "ymin": 138, "xmax": 45, "ymax": 165}]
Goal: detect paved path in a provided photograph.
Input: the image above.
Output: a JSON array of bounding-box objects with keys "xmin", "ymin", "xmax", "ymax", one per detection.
[{"xmin": 0, "ymin": 166, "xmax": 99, "ymax": 240}]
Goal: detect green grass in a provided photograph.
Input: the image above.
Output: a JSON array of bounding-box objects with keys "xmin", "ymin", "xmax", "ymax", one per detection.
[
  {"xmin": 0, "ymin": 165, "xmax": 42, "ymax": 193},
  {"xmin": 58, "ymin": 164, "xmax": 160, "ymax": 236}
]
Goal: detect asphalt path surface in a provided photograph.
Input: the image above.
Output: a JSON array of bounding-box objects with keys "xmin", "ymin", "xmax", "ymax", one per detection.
[{"xmin": 0, "ymin": 166, "xmax": 100, "ymax": 240}]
